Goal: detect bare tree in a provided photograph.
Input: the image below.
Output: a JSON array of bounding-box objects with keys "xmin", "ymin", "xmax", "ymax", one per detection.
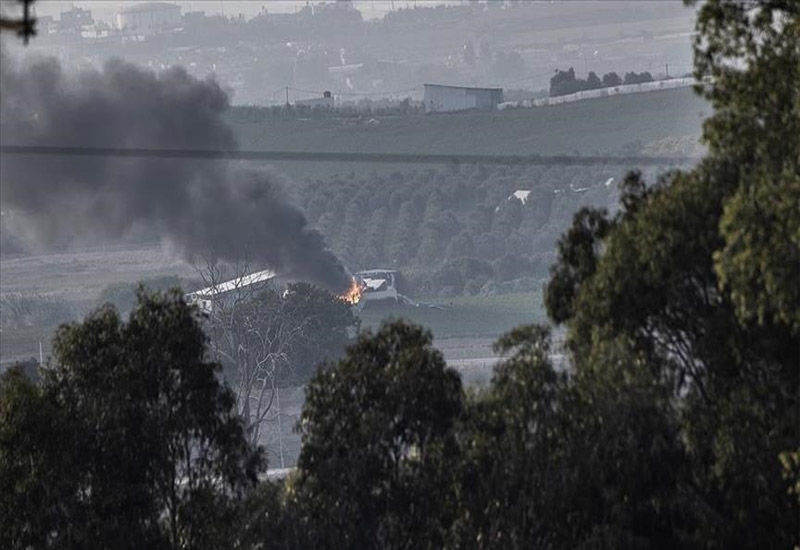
[{"xmin": 193, "ymin": 257, "xmax": 312, "ymax": 451}]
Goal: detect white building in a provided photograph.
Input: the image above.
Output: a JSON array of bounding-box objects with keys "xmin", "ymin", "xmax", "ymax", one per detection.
[
  {"xmin": 355, "ymin": 269, "xmax": 401, "ymax": 303},
  {"xmin": 187, "ymin": 269, "xmax": 276, "ymax": 313},
  {"xmin": 116, "ymin": 2, "xmax": 181, "ymax": 35},
  {"xmin": 424, "ymin": 84, "xmax": 504, "ymax": 113}
]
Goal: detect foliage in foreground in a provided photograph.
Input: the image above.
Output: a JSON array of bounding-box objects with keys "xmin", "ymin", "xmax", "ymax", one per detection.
[
  {"xmin": 287, "ymin": 321, "xmax": 463, "ymax": 549},
  {"xmin": 277, "ymin": 1, "xmax": 799, "ymax": 547},
  {"xmin": 0, "ymin": 291, "xmax": 265, "ymax": 550},
  {"xmin": 1, "ymin": 1, "xmax": 797, "ymax": 548}
]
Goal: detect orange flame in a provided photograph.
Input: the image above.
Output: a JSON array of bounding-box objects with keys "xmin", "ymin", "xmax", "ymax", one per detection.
[{"xmin": 340, "ymin": 278, "xmax": 363, "ymax": 305}]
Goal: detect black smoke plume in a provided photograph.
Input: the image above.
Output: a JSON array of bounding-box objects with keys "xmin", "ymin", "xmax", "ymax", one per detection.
[{"xmin": 0, "ymin": 55, "xmax": 351, "ymax": 293}]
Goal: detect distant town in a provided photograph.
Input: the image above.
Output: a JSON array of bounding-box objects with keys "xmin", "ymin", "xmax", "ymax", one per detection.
[{"xmin": 19, "ymin": 0, "xmax": 696, "ymax": 106}]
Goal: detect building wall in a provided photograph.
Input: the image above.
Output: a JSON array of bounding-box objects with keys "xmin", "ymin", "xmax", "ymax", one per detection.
[
  {"xmin": 116, "ymin": 5, "xmax": 181, "ymax": 34},
  {"xmin": 529, "ymin": 77, "xmax": 696, "ymax": 107},
  {"xmin": 424, "ymin": 85, "xmax": 503, "ymax": 113}
]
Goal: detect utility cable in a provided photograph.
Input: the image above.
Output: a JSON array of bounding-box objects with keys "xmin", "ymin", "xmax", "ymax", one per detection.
[{"xmin": 0, "ymin": 144, "xmax": 697, "ymax": 166}]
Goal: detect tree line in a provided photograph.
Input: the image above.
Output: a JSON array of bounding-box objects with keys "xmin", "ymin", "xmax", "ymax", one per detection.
[
  {"xmin": 1, "ymin": 1, "xmax": 798, "ymax": 548},
  {"xmin": 300, "ymin": 162, "xmax": 669, "ymax": 297},
  {"xmin": 549, "ymin": 67, "xmax": 657, "ymax": 97}
]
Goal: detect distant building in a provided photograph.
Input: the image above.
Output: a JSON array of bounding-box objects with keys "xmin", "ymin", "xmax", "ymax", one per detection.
[
  {"xmin": 57, "ymin": 6, "xmax": 93, "ymax": 33},
  {"xmin": 355, "ymin": 269, "xmax": 400, "ymax": 303},
  {"xmin": 37, "ymin": 15, "xmax": 55, "ymax": 34},
  {"xmin": 116, "ymin": 2, "xmax": 181, "ymax": 35},
  {"xmin": 423, "ymin": 84, "xmax": 503, "ymax": 113}
]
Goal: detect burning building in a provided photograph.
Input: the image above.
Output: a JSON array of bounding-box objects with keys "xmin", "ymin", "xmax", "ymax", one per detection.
[
  {"xmin": 0, "ymin": 56, "xmax": 352, "ymax": 295},
  {"xmin": 355, "ymin": 269, "xmax": 401, "ymax": 303},
  {"xmin": 186, "ymin": 269, "xmax": 277, "ymax": 313}
]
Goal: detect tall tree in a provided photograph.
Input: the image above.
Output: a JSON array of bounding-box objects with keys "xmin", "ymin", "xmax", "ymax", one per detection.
[
  {"xmin": 198, "ymin": 259, "xmax": 358, "ymax": 447},
  {"xmin": 0, "ymin": 290, "xmax": 264, "ymax": 550},
  {"xmin": 687, "ymin": 0, "xmax": 800, "ymax": 333},
  {"xmin": 544, "ymin": 1, "xmax": 800, "ymax": 546},
  {"xmin": 453, "ymin": 326, "xmax": 692, "ymax": 550},
  {"xmin": 288, "ymin": 320, "xmax": 463, "ymax": 549}
]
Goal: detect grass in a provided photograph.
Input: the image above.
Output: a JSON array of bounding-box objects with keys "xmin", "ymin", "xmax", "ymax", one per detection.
[
  {"xmin": 0, "ymin": 325, "xmax": 54, "ymax": 367},
  {"xmin": 230, "ymin": 87, "xmax": 709, "ymax": 182},
  {"xmin": 357, "ymin": 290, "xmax": 547, "ymax": 340}
]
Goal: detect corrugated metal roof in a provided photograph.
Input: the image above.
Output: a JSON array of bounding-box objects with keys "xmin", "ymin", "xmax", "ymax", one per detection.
[
  {"xmin": 188, "ymin": 269, "xmax": 276, "ymax": 298},
  {"xmin": 424, "ymin": 83, "xmax": 503, "ymax": 92}
]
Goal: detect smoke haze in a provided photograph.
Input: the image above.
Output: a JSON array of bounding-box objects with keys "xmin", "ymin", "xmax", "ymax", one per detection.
[{"xmin": 0, "ymin": 54, "xmax": 351, "ymax": 293}]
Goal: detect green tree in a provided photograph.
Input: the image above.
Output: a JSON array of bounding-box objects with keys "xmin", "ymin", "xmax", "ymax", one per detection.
[
  {"xmin": 96, "ymin": 275, "xmax": 184, "ymax": 317},
  {"xmin": 453, "ymin": 327, "xmax": 693, "ymax": 550},
  {"xmin": 390, "ymin": 200, "xmax": 421, "ymax": 264},
  {"xmin": 543, "ymin": 1, "xmax": 800, "ymax": 546},
  {"xmin": 201, "ymin": 273, "xmax": 359, "ymax": 447},
  {"xmin": 623, "ymin": 71, "xmax": 654, "ymax": 85},
  {"xmin": 0, "ymin": 367, "xmax": 82, "ymax": 549},
  {"xmin": 550, "ymin": 67, "xmax": 579, "ymax": 96},
  {"xmin": 0, "ymin": 290, "xmax": 265, "ymax": 550},
  {"xmin": 289, "ymin": 320, "xmax": 464, "ymax": 549},
  {"xmin": 687, "ymin": 0, "xmax": 800, "ymax": 333},
  {"xmin": 452, "ymin": 325, "xmax": 570, "ymax": 549},
  {"xmin": 278, "ymin": 282, "xmax": 360, "ymax": 386},
  {"xmin": 586, "ymin": 71, "xmax": 602, "ymax": 90},
  {"xmin": 544, "ymin": 206, "xmax": 611, "ymax": 324},
  {"xmin": 602, "ymin": 71, "xmax": 623, "ymax": 87}
]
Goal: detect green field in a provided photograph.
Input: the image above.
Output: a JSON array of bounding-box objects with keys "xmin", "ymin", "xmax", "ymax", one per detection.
[
  {"xmin": 230, "ymin": 87, "xmax": 709, "ymax": 179},
  {"xmin": 358, "ymin": 291, "xmax": 546, "ymax": 339},
  {"xmin": 2, "ymin": 89, "xmax": 705, "ymax": 366},
  {"xmin": 0, "ymin": 326, "xmax": 53, "ymax": 365}
]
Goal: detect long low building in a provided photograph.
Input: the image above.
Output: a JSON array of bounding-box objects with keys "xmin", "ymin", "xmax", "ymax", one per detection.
[
  {"xmin": 186, "ymin": 269, "xmax": 276, "ymax": 313},
  {"xmin": 424, "ymin": 84, "xmax": 503, "ymax": 113},
  {"xmin": 116, "ymin": 2, "xmax": 181, "ymax": 34}
]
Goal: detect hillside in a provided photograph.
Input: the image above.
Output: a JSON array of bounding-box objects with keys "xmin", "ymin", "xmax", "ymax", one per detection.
[
  {"xmin": 229, "ymin": 87, "xmax": 709, "ymax": 298},
  {"xmin": 0, "ymin": 87, "xmax": 709, "ymax": 364},
  {"xmin": 294, "ymin": 160, "xmax": 682, "ymax": 291},
  {"xmin": 230, "ymin": 87, "xmax": 709, "ymax": 172}
]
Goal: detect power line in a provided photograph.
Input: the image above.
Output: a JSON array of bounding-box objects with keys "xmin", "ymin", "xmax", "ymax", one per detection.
[
  {"xmin": 287, "ymin": 85, "xmax": 420, "ymax": 97},
  {"xmin": 0, "ymin": 144, "xmax": 697, "ymax": 166},
  {"xmin": 335, "ymin": 86, "xmax": 420, "ymax": 97}
]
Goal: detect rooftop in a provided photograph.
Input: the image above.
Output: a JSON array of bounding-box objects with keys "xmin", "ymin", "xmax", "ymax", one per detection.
[
  {"xmin": 424, "ymin": 83, "xmax": 503, "ymax": 92},
  {"xmin": 188, "ymin": 269, "xmax": 276, "ymax": 298}
]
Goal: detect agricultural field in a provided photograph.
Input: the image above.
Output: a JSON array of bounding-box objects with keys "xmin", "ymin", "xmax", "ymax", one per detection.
[
  {"xmin": 230, "ymin": 86, "xmax": 708, "ymax": 180},
  {"xmin": 1, "ymin": 88, "xmax": 707, "ymax": 371},
  {"xmin": 0, "ymin": 246, "xmax": 196, "ymax": 365},
  {"xmin": 359, "ymin": 291, "xmax": 550, "ymax": 384},
  {"xmin": 230, "ymin": 291, "xmax": 551, "ymax": 469},
  {"xmin": 359, "ymin": 291, "xmax": 546, "ymax": 339},
  {"xmin": 0, "ymin": 247, "xmax": 542, "ymax": 370},
  {"xmin": 0, "ymin": 249, "xmax": 542, "ymax": 468},
  {"xmin": 258, "ymin": 292, "xmax": 550, "ymax": 468}
]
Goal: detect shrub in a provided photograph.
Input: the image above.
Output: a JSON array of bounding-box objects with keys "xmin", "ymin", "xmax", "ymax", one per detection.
[{"xmin": 0, "ymin": 292, "xmax": 75, "ymax": 329}]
